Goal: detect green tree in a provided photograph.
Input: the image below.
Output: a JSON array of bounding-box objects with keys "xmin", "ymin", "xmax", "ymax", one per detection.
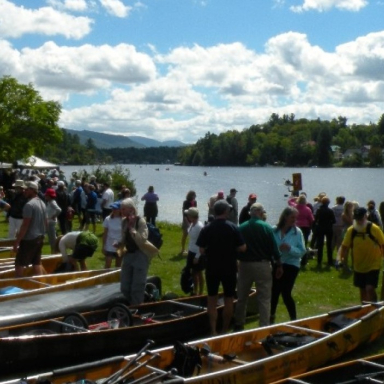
[
  {"xmin": 315, "ymin": 127, "xmax": 333, "ymax": 167},
  {"xmin": 0, "ymin": 76, "xmax": 62, "ymax": 163}
]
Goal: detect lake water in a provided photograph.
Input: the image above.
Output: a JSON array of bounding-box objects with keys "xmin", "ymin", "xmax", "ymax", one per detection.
[{"xmin": 61, "ymin": 165, "xmax": 383, "ymax": 225}]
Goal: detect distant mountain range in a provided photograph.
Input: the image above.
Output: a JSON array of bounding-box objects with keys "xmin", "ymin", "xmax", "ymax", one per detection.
[{"xmin": 64, "ymin": 129, "xmax": 186, "ymax": 149}]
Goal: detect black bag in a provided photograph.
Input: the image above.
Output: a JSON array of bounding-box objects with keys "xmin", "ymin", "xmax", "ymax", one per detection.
[
  {"xmin": 180, "ymin": 266, "xmax": 193, "ymax": 294},
  {"xmin": 147, "ymin": 222, "xmax": 163, "ymax": 249},
  {"xmin": 166, "ymin": 341, "xmax": 202, "ymax": 377}
]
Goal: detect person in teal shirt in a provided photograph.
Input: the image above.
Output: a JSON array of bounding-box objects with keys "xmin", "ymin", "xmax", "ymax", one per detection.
[{"xmin": 270, "ymin": 206, "xmax": 306, "ymax": 323}]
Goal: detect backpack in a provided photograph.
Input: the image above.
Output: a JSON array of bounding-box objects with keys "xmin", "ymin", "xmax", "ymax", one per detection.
[
  {"xmin": 351, "ymin": 222, "xmax": 378, "ymax": 248},
  {"xmin": 147, "ymin": 222, "xmax": 163, "ymax": 249},
  {"xmin": 166, "ymin": 341, "xmax": 202, "ymax": 377},
  {"xmin": 180, "ymin": 266, "xmax": 193, "ymax": 294},
  {"xmin": 135, "ymin": 218, "xmax": 163, "ymax": 249}
]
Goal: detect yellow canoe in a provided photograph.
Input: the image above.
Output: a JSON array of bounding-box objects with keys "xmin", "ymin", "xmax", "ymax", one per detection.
[
  {"xmin": 0, "ymin": 254, "xmax": 63, "ymax": 277},
  {"xmin": 0, "ymin": 268, "xmax": 120, "ymax": 303},
  {"xmin": 4, "ymin": 302, "xmax": 384, "ymax": 384},
  {"xmin": 272, "ymin": 352, "xmax": 384, "ymax": 383}
]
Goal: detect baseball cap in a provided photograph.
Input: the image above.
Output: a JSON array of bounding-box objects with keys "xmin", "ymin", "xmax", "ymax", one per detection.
[
  {"xmin": 249, "ymin": 193, "xmax": 257, "ymax": 200},
  {"xmin": 25, "ymin": 181, "xmax": 38, "ymax": 191},
  {"xmin": 217, "ymin": 190, "xmax": 224, "ymax": 198},
  {"xmin": 45, "ymin": 188, "xmax": 56, "ymax": 198},
  {"xmin": 214, "ymin": 200, "xmax": 231, "ymax": 215},
  {"xmin": 110, "ymin": 201, "xmax": 121, "ymax": 210},
  {"xmin": 250, "ymin": 203, "xmax": 265, "ymax": 213},
  {"xmin": 184, "ymin": 207, "xmax": 199, "ymax": 217},
  {"xmin": 230, "ymin": 188, "xmax": 238, "ymax": 193},
  {"xmin": 353, "ymin": 207, "xmax": 367, "ymax": 220},
  {"xmin": 57, "ymin": 181, "xmax": 65, "ymax": 187}
]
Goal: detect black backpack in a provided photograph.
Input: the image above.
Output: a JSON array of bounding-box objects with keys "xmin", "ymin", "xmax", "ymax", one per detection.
[
  {"xmin": 147, "ymin": 222, "xmax": 163, "ymax": 249},
  {"xmin": 166, "ymin": 341, "xmax": 202, "ymax": 377},
  {"xmin": 351, "ymin": 222, "xmax": 378, "ymax": 247},
  {"xmin": 180, "ymin": 266, "xmax": 193, "ymax": 294}
]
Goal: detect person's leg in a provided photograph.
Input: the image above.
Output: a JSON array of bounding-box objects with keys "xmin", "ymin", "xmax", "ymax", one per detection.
[
  {"xmin": 181, "ymin": 229, "xmax": 188, "ymax": 254},
  {"xmin": 317, "ymin": 232, "xmax": 325, "ymax": 266},
  {"xmin": 270, "ymin": 270, "xmax": 282, "ymax": 324},
  {"xmin": 15, "ymin": 265, "xmax": 24, "ymax": 278},
  {"xmin": 207, "ymin": 295, "xmax": 218, "ymax": 336},
  {"xmin": 222, "ymin": 297, "xmax": 234, "ymax": 334},
  {"xmin": 254, "ymin": 262, "xmax": 273, "ymax": 327},
  {"xmin": 365, "ymin": 285, "xmax": 377, "ymax": 302},
  {"xmin": 326, "ymin": 230, "xmax": 333, "ymax": 265},
  {"xmin": 129, "ymin": 251, "xmax": 149, "ymax": 305},
  {"xmin": 105, "ymin": 254, "xmax": 112, "ymax": 269},
  {"xmin": 280, "ymin": 264, "xmax": 299, "ymax": 320},
  {"xmin": 197, "ymin": 270, "xmax": 205, "ymax": 295},
  {"xmin": 234, "ymin": 262, "xmax": 255, "ymax": 328}
]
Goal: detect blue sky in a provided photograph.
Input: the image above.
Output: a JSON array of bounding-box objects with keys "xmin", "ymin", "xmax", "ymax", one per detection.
[{"xmin": 1, "ymin": 0, "xmax": 384, "ymax": 143}]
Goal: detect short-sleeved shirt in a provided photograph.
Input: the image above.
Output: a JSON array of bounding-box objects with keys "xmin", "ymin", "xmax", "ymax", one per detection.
[
  {"xmin": 22, "ymin": 197, "xmax": 47, "ymax": 240},
  {"xmin": 103, "ymin": 215, "xmax": 122, "ymax": 252},
  {"xmin": 342, "ymin": 224, "xmax": 384, "ymax": 273},
  {"xmin": 187, "ymin": 221, "xmax": 204, "ymax": 256},
  {"xmin": 196, "ymin": 219, "xmax": 245, "ymax": 272},
  {"xmin": 102, "ymin": 188, "xmax": 114, "ymax": 208},
  {"xmin": 59, "ymin": 231, "xmax": 81, "ymax": 259}
]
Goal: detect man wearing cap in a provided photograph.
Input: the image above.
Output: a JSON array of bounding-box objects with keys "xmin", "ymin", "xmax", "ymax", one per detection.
[
  {"xmin": 7, "ymin": 180, "xmax": 28, "ymax": 238},
  {"xmin": 239, "ymin": 193, "xmax": 257, "ymax": 225},
  {"xmin": 226, "ymin": 188, "xmax": 239, "ymax": 225},
  {"xmin": 13, "ymin": 181, "xmax": 47, "ymax": 277},
  {"xmin": 340, "ymin": 207, "xmax": 384, "ymax": 303},
  {"xmin": 234, "ymin": 203, "xmax": 282, "ymax": 330},
  {"xmin": 196, "ymin": 200, "xmax": 246, "ymax": 335},
  {"xmin": 207, "ymin": 190, "xmax": 225, "ymax": 218},
  {"xmin": 184, "ymin": 207, "xmax": 205, "ymax": 296}
]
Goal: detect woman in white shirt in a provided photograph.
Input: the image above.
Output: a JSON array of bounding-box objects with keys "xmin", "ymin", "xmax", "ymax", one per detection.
[{"xmin": 102, "ymin": 201, "xmax": 122, "ymax": 268}]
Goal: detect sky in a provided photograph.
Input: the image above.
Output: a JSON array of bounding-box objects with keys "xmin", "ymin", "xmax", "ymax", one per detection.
[{"xmin": 1, "ymin": 0, "xmax": 384, "ymax": 144}]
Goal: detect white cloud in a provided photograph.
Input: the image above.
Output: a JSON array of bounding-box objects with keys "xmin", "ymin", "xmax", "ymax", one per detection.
[
  {"xmin": 291, "ymin": 0, "xmax": 368, "ymax": 12},
  {"xmin": 0, "ymin": 0, "xmax": 93, "ymax": 39},
  {"xmin": 99, "ymin": 0, "xmax": 132, "ymax": 17},
  {"xmin": 47, "ymin": 0, "xmax": 89, "ymax": 11}
]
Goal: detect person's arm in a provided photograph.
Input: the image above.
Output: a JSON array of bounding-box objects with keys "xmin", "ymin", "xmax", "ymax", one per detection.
[
  {"xmin": 13, "ymin": 217, "xmax": 32, "ymax": 252},
  {"xmin": 129, "ymin": 217, "xmax": 148, "ymax": 246}
]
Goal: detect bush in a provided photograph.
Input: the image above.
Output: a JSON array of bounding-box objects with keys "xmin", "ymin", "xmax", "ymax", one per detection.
[{"xmin": 73, "ymin": 165, "xmax": 136, "ymax": 196}]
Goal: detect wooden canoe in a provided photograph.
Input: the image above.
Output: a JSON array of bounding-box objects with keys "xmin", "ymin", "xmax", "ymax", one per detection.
[
  {"xmin": 272, "ymin": 352, "xmax": 384, "ymax": 383},
  {"xmin": 5, "ymin": 302, "xmax": 384, "ymax": 384},
  {"xmin": 0, "ymin": 254, "xmax": 63, "ymax": 277},
  {"xmin": 0, "ymin": 247, "xmax": 13, "ymax": 260},
  {"xmin": 0, "ymin": 290, "xmax": 256, "ymax": 378},
  {"xmin": 0, "ymin": 268, "xmax": 121, "ymax": 303},
  {"xmin": 0, "ymin": 238, "xmax": 16, "ymax": 248}
]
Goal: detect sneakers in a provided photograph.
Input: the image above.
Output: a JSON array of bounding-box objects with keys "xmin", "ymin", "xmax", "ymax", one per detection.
[{"xmin": 181, "ymin": 250, "xmax": 188, "ymax": 256}]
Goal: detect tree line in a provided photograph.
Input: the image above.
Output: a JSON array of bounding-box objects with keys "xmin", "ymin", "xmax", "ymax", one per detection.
[{"xmin": 177, "ymin": 114, "xmax": 384, "ymax": 167}]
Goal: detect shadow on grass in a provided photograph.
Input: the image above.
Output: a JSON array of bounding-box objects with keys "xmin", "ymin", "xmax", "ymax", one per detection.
[{"xmin": 169, "ymin": 253, "xmax": 187, "ymax": 262}]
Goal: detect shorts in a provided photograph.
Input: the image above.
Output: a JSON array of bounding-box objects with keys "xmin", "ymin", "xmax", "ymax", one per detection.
[
  {"xmin": 15, "ymin": 236, "xmax": 44, "ymax": 267},
  {"xmin": 353, "ymin": 269, "xmax": 380, "ymax": 289},
  {"xmin": 105, "ymin": 251, "xmax": 119, "ymax": 259},
  {"xmin": 186, "ymin": 251, "xmax": 205, "ymax": 272},
  {"xmin": 205, "ymin": 268, "xmax": 237, "ymax": 297}
]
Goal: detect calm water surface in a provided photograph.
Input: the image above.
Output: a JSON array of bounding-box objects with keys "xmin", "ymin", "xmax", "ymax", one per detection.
[{"xmin": 62, "ymin": 165, "xmax": 384, "ymax": 225}]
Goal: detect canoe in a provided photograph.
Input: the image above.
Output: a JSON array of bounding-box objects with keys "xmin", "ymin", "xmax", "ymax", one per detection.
[
  {"xmin": 272, "ymin": 352, "xmax": 384, "ymax": 383},
  {"xmin": 0, "ymin": 254, "xmax": 63, "ymax": 277},
  {"xmin": 0, "ymin": 238, "xmax": 16, "ymax": 248},
  {"xmin": 6, "ymin": 302, "xmax": 384, "ymax": 384},
  {"xmin": 0, "ymin": 292, "xmax": 258, "ymax": 378},
  {"xmin": 0, "ymin": 268, "xmax": 120, "ymax": 303},
  {"xmin": 0, "ymin": 247, "xmax": 13, "ymax": 260}
]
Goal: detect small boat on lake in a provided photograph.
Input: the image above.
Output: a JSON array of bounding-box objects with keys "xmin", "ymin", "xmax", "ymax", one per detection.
[
  {"xmin": 272, "ymin": 352, "xmax": 384, "ymax": 383},
  {"xmin": 0, "ymin": 291, "xmax": 256, "ymax": 378},
  {"xmin": 3, "ymin": 302, "xmax": 384, "ymax": 383},
  {"xmin": 0, "ymin": 268, "xmax": 121, "ymax": 303}
]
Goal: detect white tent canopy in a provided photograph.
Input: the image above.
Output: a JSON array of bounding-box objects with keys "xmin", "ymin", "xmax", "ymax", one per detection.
[{"xmin": 17, "ymin": 156, "xmax": 58, "ymax": 170}]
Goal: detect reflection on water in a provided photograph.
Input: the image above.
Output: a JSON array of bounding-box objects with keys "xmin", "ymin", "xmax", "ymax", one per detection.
[{"xmin": 61, "ymin": 165, "xmax": 384, "ymax": 225}]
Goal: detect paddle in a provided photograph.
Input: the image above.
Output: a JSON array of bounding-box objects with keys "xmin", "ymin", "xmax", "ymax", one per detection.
[
  {"xmin": 50, "ymin": 319, "xmax": 91, "ymax": 333},
  {"xmin": 99, "ymin": 339, "xmax": 155, "ymax": 384},
  {"xmin": 127, "ymin": 368, "xmax": 178, "ymax": 384},
  {"xmin": 200, "ymin": 344, "xmax": 241, "ymax": 364},
  {"xmin": 110, "ymin": 352, "xmax": 161, "ymax": 384}
]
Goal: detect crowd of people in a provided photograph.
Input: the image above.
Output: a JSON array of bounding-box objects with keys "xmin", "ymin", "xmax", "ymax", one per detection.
[
  {"xmin": 2, "ymin": 168, "xmax": 384, "ymax": 335},
  {"xmin": 180, "ymin": 188, "xmax": 384, "ymax": 335}
]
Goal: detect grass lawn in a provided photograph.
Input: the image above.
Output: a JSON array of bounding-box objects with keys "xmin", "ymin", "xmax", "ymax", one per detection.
[{"xmin": 1, "ymin": 215, "xmax": 384, "ymax": 361}]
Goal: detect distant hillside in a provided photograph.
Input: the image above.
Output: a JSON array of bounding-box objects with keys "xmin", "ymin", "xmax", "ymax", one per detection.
[{"xmin": 64, "ymin": 129, "xmax": 186, "ymax": 149}]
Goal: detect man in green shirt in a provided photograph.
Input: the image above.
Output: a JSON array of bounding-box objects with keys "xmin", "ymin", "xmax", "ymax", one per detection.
[{"xmin": 234, "ymin": 203, "xmax": 282, "ymax": 330}]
